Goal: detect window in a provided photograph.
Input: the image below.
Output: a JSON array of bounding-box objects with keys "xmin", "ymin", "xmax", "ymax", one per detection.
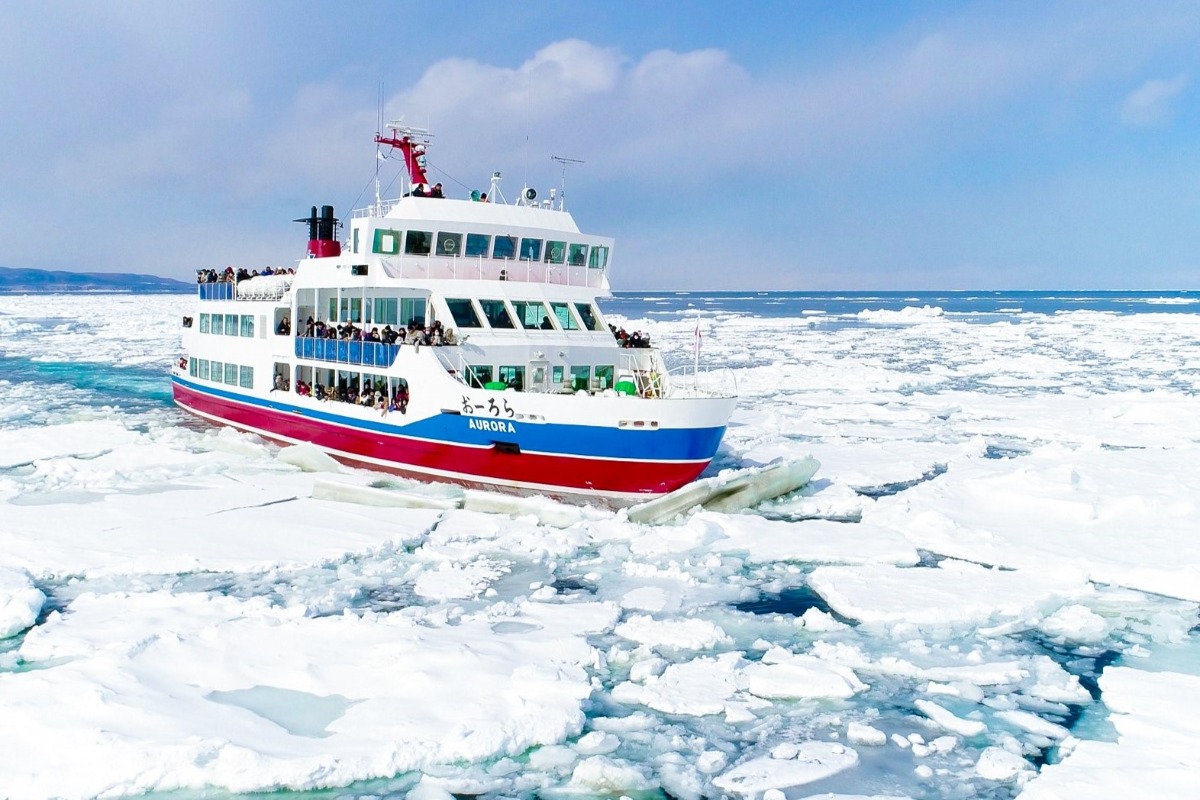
[
  {"xmin": 479, "ymin": 300, "xmax": 516, "ymax": 329},
  {"xmin": 468, "ymin": 365, "xmax": 493, "ymax": 388},
  {"xmin": 568, "ymin": 243, "xmax": 588, "ymax": 266},
  {"xmin": 551, "ymin": 302, "xmax": 580, "ymax": 330},
  {"xmin": 570, "ymin": 365, "xmax": 590, "ymax": 391},
  {"xmin": 552, "ymin": 365, "xmax": 564, "ymax": 385},
  {"xmin": 465, "ymin": 233, "xmax": 491, "ymax": 257},
  {"xmin": 209, "ymin": 360, "xmax": 222, "ymax": 381},
  {"xmin": 352, "ymin": 228, "xmax": 360, "ymax": 254},
  {"xmin": 224, "ymin": 314, "xmax": 238, "ymax": 336},
  {"xmin": 239, "ymin": 366, "xmax": 254, "ymax": 388},
  {"xmin": 436, "ymin": 232, "xmax": 463, "ymax": 256},
  {"xmin": 574, "ymin": 303, "xmax": 604, "ymax": 332},
  {"xmin": 198, "ymin": 359, "xmax": 210, "ymax": 380},
  {"xmin": 401, "ymin": 297, "xmax": 427, "ymax": 327},
  {"xmin": 373, "ymin": 228, "xmax": 401, "ymax": 255},
  {"xmin": 511, "ymin": 300, "xmax": 552, "ymax": 330},
  {"xmin": 498, "ymin": 365, "xmax": 525, "ymax": 391},
  {"xmin": 405, "ymin": 230, "xmax": 432, "ymax": 255},
  {"xmin": 492, "ymin": 235, "xmax": 516, "ymax": 260},
  {"xmin": 589, "ymin": 245, "xmax": 610, "ymax": 268},
  {"xmin": 446, "ymin": 298, "xmax": 482, "ymax": 328},
  {"xmin": 544, "ymin": 241, "xmax": 566, "ymax": 264},
  {"xmin": 340, "ymin": 297, "xmax": 363, "ymax": 323},
  {"xmin": 189, "ymin": 359, "xmax": 197, "ymax": 377},
  {"xmin": 240, "ymin": 315, "xmax": 254, "ymax": 337},
  {"xmin": 594, "ymin": 365, "xmax": 614, "ymax": 390},
  {"xmin": 211, "ymin": 314, "xmax": 224, "ymax": 335},
  {"xmin": 375, "ymin": 297, "xmax": 398, "ymax": 325},
  {"xmin": 224, "ymin": 363, "xmax": 238, "ymax": 385},
  {"xmin": 199, "ymin": 313, "xmax": 210, "ymax": 333},
  {"xmin": 519, "ymin": 238, "xmax": 542, "ymax": 261}
]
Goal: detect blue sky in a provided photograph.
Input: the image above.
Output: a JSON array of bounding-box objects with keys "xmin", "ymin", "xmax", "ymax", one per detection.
[{"xmin": 3, "ymin": 1, "xmax": 1199, "ymax": 290}]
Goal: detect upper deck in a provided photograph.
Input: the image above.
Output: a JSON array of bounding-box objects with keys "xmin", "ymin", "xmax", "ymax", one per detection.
[{"xmin": 343, "ymin": 195, "xmax": 613, "ymax": 291}]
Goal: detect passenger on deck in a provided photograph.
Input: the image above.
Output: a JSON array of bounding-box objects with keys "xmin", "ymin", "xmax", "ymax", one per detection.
[{"xmin": 430, "ymin": 183, "xmax": 444, "ymax": 198}]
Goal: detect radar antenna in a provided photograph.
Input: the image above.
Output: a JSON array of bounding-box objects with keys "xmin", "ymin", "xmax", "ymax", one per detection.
[
  {"xmin": 551, "ymin": 155, "xmax": 584, "ymax": 212},
  {"xmin": 375, "ymin": 121, "xmax": 433, "ymax": 195}
]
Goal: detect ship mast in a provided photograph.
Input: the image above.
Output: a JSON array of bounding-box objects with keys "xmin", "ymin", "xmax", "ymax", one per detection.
[
  {"xmin": 375, "ymin": 122, "xmax": 433, "ymax": 194},
  {"xmin": 551, "ymin": 155, "xmax": 583, "ymax": 212}
]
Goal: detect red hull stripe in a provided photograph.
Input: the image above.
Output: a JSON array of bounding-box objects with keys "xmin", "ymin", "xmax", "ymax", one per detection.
[{"xmin": 172, "ymin": 382, "xmax": 710, "ymax": 497}]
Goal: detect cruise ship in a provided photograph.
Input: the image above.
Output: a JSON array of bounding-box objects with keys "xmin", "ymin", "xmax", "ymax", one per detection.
[{"xmin": 171, "ymin": 125, "xmax": 736, "ymax": 502}]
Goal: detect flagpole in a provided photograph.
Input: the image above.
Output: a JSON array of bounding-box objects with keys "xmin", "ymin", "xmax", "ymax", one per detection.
[{"xmin": 693, "ymin": 315, "xmax": 700, "ymax": 390}]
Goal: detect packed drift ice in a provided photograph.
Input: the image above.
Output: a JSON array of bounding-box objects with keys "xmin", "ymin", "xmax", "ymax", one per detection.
[{"xmin": 1, "ymin": 292, "xmax": 1200, "ymax": 800}]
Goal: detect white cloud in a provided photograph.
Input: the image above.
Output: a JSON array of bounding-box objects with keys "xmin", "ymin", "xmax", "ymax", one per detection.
[{"xmin": 1120, "ymin": 74, "xmax": 1190, "ymax": 127}]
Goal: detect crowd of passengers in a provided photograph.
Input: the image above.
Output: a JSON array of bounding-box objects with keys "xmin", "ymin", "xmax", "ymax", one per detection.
[
  {"xmin": 610, "ymin": 325, "xmax": 652, "ymax": 348},
  {"xmin": 296, "ymin": 317, "xmax": 458, "ymax": 346},
  {"xmin": 197, "ymin": 266, "xmax": 295, "ymax": 283},
  {"xmin": 283, "ymin": 375, "xmax": 411, "ymax": 414}
]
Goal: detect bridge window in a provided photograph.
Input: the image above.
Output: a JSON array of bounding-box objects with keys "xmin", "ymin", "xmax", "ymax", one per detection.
[
  {"xmin": 588, "ymin": 245, "xmax": 610, "ymax": 269},
  {"xmin": 511, "ymin": 300, "xmax": 552, "ymax": 329},
  {"xmin": 446, "ymin": 298, "xmax": 483, "ymax": 328},
  {"xmin": 550, "ymin": 302, "xmax": 580, "ymax": 330},
  {"xmin": 544, "ymin": 241, "xmax": 566, "ymax": 264},
  {"xmin": 492, "ymin": 235, "xmax": 516, "ymax": 260},
  {"xmin": 574, "ymin": 303, "xmax": 604, "ymax": 332},
  {"xmin": 519, "ymin": 238, "xmax": 542, "ymax": 261},
  {"xmin": 405, "ymin": 230, "xmax": 432, "ymax": 255},
  {"xmin": 465, "ymin": 233, "xmax": 491, "ymax": 257},
  {"xmin": 568, "ymin": 243, "xmax": 588, "ymax": 266},
  {"xmin": 373, "ymin": 228, "xmax": 402, "ymax": 255},
  {"xmin": 437, "ymin": 232, "xmax": 463, "ymax": 256},
  {"xmin": 479, "ymin": 299, "xmax": 516, "ymax": 329}
]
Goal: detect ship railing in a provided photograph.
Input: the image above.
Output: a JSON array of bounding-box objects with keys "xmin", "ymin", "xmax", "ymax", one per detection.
[
  {"xmin": 433, "ymin": 348, "xmax": 471, "ymax": 386},
  {"xmin": 351, "ymin": 200, "xmax": 400, "ymax": 218},
  {"xmin": 294, "ymin": 336, "xmax": 402, "ymax": 369},
  {"xmin": 662, "ymin": 362, "xmax": 738, "ymax": 399},
  {"xmin": 198, "ymin": 282, "xmax": 235, "ymax": 301},
  {"xmin": 197, "ymin": 276, "xmax": 293, "ymax": 302},
  {"xmin": 379, "ymin": 257, "xmax": 606, "ymax": 288}
]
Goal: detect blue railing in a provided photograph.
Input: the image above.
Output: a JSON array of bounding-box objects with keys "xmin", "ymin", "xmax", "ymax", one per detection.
[
  {"xmin": 295, "ymin": 337, "xmax": 402, "ymax": 368},
  {"xmin": 198, "ymin": 283, "xmax": 235, "ymax": 301}
]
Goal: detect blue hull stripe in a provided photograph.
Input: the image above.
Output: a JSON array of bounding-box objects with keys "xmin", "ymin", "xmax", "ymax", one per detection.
[{"xmin": 173, "ymin": 377, "xmax": 726, "ymax": 462}]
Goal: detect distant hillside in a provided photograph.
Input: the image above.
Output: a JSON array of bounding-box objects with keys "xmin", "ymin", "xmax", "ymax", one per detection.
[{"xmin": 0, "ymin": 266, "xmax": 192, "ymax": 294}]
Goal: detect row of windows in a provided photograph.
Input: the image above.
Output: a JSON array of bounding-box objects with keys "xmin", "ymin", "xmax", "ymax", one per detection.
[
  {"xmin": 363, "ymin": 228, "xmax": 610, "ymax": 269},
  {"xmin": 198, "ymin": 313, "xmax": 255, "ymax": 337},
  {"xmin": 188, "ymin": 357, "xmax": 254, "ymax": 389},
  {"xmin": 328, "ymin": 296, "xmax": 427, "ymax": 326},
  {"xmin": 447, "ymin": 298, "xmax": 605, "ymax": 332},
  {"xmin": 467, "ymin": 364, "xmax": 614, "ymax": 392}
]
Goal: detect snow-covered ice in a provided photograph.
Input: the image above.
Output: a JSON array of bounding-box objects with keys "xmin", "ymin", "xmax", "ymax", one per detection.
[{"xmin": 1, "ymin": 293, "xmax": 1199, "ymax": 799}]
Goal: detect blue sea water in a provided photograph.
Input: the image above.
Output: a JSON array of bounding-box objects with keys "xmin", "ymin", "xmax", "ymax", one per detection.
[{"xmin": 601, "ymin": 289, "xmax": 1200, "ymax": 321}]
